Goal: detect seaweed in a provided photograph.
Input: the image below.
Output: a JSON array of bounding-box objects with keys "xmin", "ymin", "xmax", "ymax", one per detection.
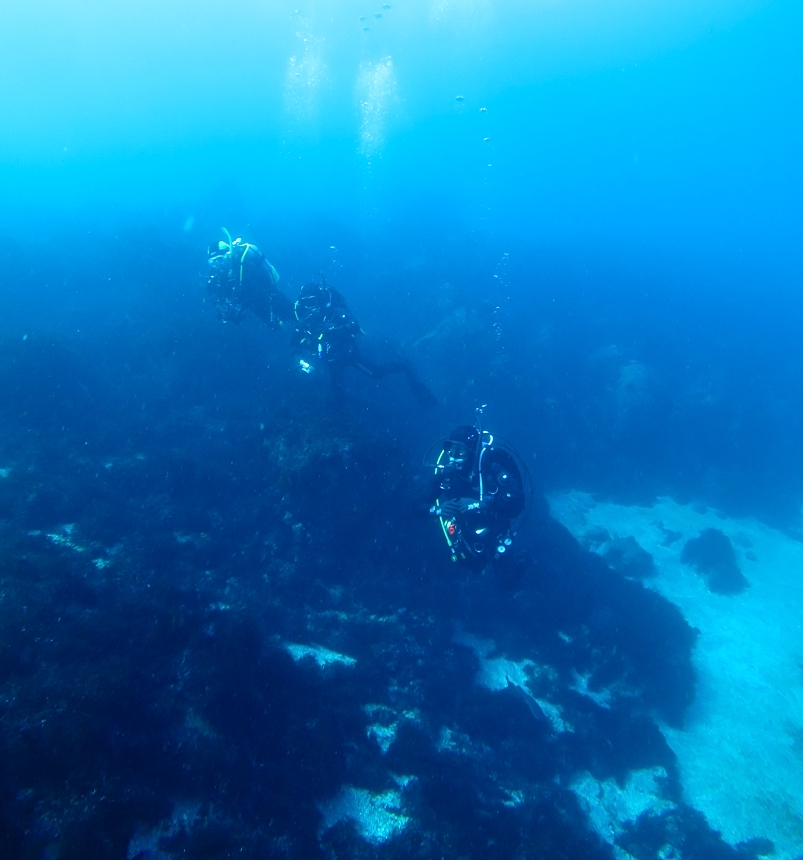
[{"xmin": 681, "ymin": 528, "xmax": 749, "ymax": 595}]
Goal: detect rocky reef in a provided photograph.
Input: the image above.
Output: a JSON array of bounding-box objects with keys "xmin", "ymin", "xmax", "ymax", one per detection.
[{"xmin": 0, "ymin": 328, "xmax": 767, "ymax": 860}]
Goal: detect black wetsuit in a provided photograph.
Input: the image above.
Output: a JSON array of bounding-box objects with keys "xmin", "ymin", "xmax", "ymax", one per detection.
[
  {"xmin": 293, "ymin": 284, "xmax": 436, "ymax": 406},
  {"xmin": 206, "ymin": 241, "xmax": 294, "ymax": 328},
  {"xmin": 419, "ymin": 445, "xmax": 525, "ymax": 572}
]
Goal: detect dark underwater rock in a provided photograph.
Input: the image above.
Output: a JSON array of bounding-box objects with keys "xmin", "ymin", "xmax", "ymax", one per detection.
[
  {"xmin": 617, "ymin": 804, "xmax": 766, "ymax": 860},
  {"xmin": 603, "ymin": 535, "xmax": 656, "ymax": 579},
  {"xmin": 681, "ymin": 528, "xmax": 748, "ymax": 594},
  {"xmin": 0, "ymin": 325, "xmax": 760, "ymax": 859},
  {"xmin": 658, "ymin": 523, "xmax": 683, "ymax": 546},
  {"xmin": 736, "ymin": 836, "xmax": 776, "ymax": 857},
  {"xmin": 271, "ymin": 406, "xmax": 413, "ymax": 568}
]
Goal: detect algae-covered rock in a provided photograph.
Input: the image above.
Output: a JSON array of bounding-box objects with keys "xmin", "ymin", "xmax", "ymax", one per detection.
[
  {"xmin": 681, "ymin": 528, "xmax": 748, "ymax": 594},
  {"xmin": 271, "ymin": 406, "xmax": 413, "ymax": 561},
  {"xmin": 604, "ymin": 535, "xmax": 656, "ymax": 579}
]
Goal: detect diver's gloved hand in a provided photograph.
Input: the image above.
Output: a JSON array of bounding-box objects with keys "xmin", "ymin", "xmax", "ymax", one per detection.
[{"xmin": 438, "ymin": 498, "xmax": 480, "ymax": 517}]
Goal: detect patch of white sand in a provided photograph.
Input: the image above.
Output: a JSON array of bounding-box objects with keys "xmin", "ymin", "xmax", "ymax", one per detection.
[
  {"xmin": 319, "ymin": 786, "xmax": 409, "ymax": 844},
  {"xmin": 284, "ymin": 642, "xmax": 356, "ymax": 668},
  {"xmin": 363, "ymin": 704, "xmax": 421, "ymax": 755},
  {"xmin": 550, "ymin": 490, "xmax": 803, "ymax": 857},
  {"xmin": 572, "ymin": 767, "xmax": 675, "ymax": 859},
  {"xmin": 454, "ymin": 628, "xmax": 571, "ymax": 733}
]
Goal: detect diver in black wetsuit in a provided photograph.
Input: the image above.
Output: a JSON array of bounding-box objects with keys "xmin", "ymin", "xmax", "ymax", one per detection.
[
  {"xmin": 292, "ymin": 281, "xmax": 437, "ymax": 406},
  {"xmin": 418, "ymin": 418, "xmax": 526, "ymax": 579},
  {"xmin": 205, "ymin": 229, "xmax": 294, "ymax": 328}
]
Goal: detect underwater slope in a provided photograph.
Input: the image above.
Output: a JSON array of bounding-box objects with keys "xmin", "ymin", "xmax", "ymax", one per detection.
[
  {"xmin": 0, "ymin": 414, "xmax": 772, "ymax": 860},
  {"xmin": 0, "ymin": 332, "xmax": 782, "ymax": 858}
]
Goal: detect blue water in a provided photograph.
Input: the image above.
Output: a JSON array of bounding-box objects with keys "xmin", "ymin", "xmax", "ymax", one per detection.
[{"xmin": 1, "ymin": 1, "xmax": 802, "ymax": 858}]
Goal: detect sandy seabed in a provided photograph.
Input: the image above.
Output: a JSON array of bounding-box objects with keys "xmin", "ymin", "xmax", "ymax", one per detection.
[{"xmin": 549, "ymin": 490, "xmax": 803, "ymax": 859}]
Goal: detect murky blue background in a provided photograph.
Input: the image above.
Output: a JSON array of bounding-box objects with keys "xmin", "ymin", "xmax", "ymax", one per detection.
[{"xmin": 2, "ymin": 0, "xmax": 801, "ymax": 519}]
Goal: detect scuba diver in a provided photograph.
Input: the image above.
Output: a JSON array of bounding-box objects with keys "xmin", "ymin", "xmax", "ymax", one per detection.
[
  {"xmin": 292, "ymin": 280, "xmax": 437, "ymax": 407},
  {"xmin": 419, "ymin": 409, "xmax": 528, "ymax": 580},
  {"xmin": 205, "ymin": 229, "xmax": 294, "ymax": 328}
]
